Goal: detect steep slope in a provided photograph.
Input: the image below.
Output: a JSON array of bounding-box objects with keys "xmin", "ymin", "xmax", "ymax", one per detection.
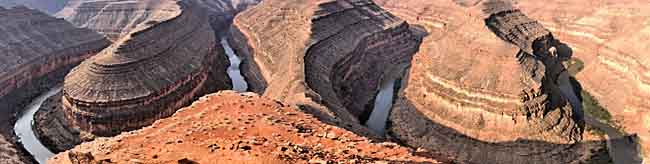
[
  {"xmin": 49, "ymin": 91, "xmax": 441, "ymax": 164},
  {"xmin": 229, "ymin": 0, "xmax": 423, "ymax": 132},
  {"xmin": 515, "ymin": 0, "xmax": 650, "ymax": 159},
  {"xmin": 373, "ymin": 0, "xmax": 611, "ymax": 163},
  {"xmin": 60, "ymin": 0, "xmax": 231, "ymax": 138},
  {"xmin": 57, "ymin": 0, "xmax": 260, "ymax": 40},
  {"xmin": 0, "ymin": 0, "xmax": 69, "ymax": 15},
  {"xmin": 0, "ymin": 6, "xmax": 109, "ymax": 164}
]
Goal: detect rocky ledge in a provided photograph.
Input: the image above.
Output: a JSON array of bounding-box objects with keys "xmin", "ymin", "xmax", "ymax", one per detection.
[
  {"xmin": 229, "ymin": 0, "xmax": 423, "ymax": 133},
  {"xmin": 49, "ymin": 91, "xmax": 441, "ymax": 163},
  {"xmin": 0, "ymin": 6, "xmax": 109, "ymax": 164},
  {"xmin": 57, "ymin": 0, "xmax": 260, "ymax": 40},
  {"xmin": 373, "ymin": 0, "xmax": 610, "ymax": 163},
  {"xmin": 60, "ymin": 0, "xmax": 231, "ymax": 138}
]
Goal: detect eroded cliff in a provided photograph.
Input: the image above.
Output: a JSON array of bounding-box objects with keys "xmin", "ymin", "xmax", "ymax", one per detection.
[
  {"xmin": 515, "ymin": 0, "xmax": 650, "ymax": 159},
  {"xmin": 229, "ymin": 0, "xmax": 423, "ymax": 133},
  {"xmin": 57, "ymin": 0, "xmax": 260, "ymax": 40},
  {"xmin": 373, "ymin": 0, "xmax": 611, "ymax": 163},
  {"xmin": 49, "ymin": 91, "xmax": 441, "ymax": 164},
  {"xmin": 60, "ymin": 0, "xmax": 231, "ymax": 137},
  {"xmin": 0, "ymin": 6, "xmax": 109, "ymax": 164}
]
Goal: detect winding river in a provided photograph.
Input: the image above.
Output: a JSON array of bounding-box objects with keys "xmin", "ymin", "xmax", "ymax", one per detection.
[
  {"xmin": 14, "ymin": 87, "xmax": 59, "ymax": 164},
  {"xmin": 366, "ymin": 78, "xmax": 399, "ymax": 135},
  {"xmin": 221, "ymin": 38, "xmax": 248, "ymax": 92}
]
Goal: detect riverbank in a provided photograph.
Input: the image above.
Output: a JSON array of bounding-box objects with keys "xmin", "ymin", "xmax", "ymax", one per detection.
[
  {"xmin": 14, "ymin": 87, "xmax": 61, "ymax": 163},
  {"xmin": 0, "ymin": 64, "xmax": 79, "ymax": 164}
]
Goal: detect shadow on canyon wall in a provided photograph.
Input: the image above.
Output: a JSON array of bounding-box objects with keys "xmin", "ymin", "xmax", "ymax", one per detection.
[{"xmin": 388, "ymin": 98, "xmax": 644, "ymax": 164}]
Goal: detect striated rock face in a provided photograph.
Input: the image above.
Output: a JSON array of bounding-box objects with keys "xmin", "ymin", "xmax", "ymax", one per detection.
[
  {"xmin": 61, "ymin": 0, "xmax": 232, "ymax": 137},
  {"xmin": 0, "ymin": 6, "xmax": 109, "ymax": 106},
  {"xmin": 49, "ymin": 91, "xmax": 441, "ymax": 163},
  {"xmin": 514, "ymin": 0, "xmax": 650, "ymax": 159},
  {"xmin": 229, "ymin": 0, "xmax": 423, "ymax": 128},
  {"xmin": 373, "ymin": 0, "xmax": 611, "ymax": 163},
  {"xmin": 0, "ymin": 6, "xmax": 108, "ymax": 164},
  {"xmin": 57, "ymin": 0, "xmax": 260, "ymax": 40},
  {"xmin": 375, "ymin": 0, "xmax": 582, "ymax": 144},
  {"xmin": 0, "ymin": 0, "xmax": 69, "ymax": 15}
]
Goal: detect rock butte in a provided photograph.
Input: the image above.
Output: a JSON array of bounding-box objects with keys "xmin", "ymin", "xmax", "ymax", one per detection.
[
  {"xmin": 229, "ymin": 0, "xmax": 423, "ymax": 132},
  {"xmin": 0, "ymin": 6, "xmax": 109, "ymax": 164},
  {"xmin": 61, "ymin": 0, "xmax": 232, "ymax": 137},
  {"xmin": 515, "ymin": 0, "xmax": 650, "ymax": 159},
  {"xmin": 374, "ymin": 0, "xmax": 611, "ymax": 163},
  {"xmin": 49, "ymin": 91, "xmax": 441, "ymax": 164},
  {"xmin": 57, "ymin": 0, "xmax": 261, "ymax": 40}
]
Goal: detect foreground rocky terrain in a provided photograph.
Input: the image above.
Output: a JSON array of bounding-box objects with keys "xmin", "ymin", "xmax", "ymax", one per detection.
[
  {"xmin": 0, "ymin": 6, "xmax": 109, "ymax": 164},
  {"xmin": 57, "ymin": 0, "xmax": 260, "ymax": 40},
  {"xmin": 49, "ymin": 91, "xmax": 441, "ymax": 163},
  {"xmin": 229, "ymin": 0, "xmax": 423, "ymax": 133}
]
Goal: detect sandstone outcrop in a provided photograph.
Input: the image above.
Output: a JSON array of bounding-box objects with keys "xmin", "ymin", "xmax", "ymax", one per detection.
[
  {"xmin": 229, "ymin": 0, "xmax": 423, "ymax": 131},
  {"xmin": 0, "ymin": 0, "xmax": 69, "ymax": 15},
  {"xmin": 372, "ymin": 0, "xmax": 611, "ymax": 163},
  {"xmin": 61, "ymin": 0, "xmax": 232, "ymax": 137},
  {"xmin": 49, "ymin": 91, "xmax": 441, "ymax": 163},
  {"xmin": 514, "ymin": 0, "xmax": 650, "ymax": 159},
  {"xmin": 57, "ymin": 0, "xmax": 260, "ymax": 40}
]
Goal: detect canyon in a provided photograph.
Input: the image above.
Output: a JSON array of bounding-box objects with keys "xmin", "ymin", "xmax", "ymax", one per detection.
[
  {"xmin": 228, "ymin": 0, "xmax": 423, "ymax": 135},
  {"xmin": 60, "ymin": 0, "xmax": 232, "ymax": 137},
  {"xmin": 0, "ymin": 6, "xmax": 109, "ymax": 164},
  {"xmin": 514, "ymin": 0, "xmax": 650, "ymax": 160},
  {"xmin": 0, "ymin": 0, "xmax": 648, "ymax": 163},
  {"xmin": 57, "ymin": 0, "xmax": 260, "ymax": 40},
  {"xmin": 373, "ymin": 0, "xmax": 638, "ymax": 163}
]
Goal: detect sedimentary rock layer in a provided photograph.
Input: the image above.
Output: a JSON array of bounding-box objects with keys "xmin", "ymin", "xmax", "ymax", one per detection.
[
  {"xmin": 0, "ymin": 6, "xmax": 108, "ymax": 164},
  {"xmin": 0, "ymin": 6, "xmax": 109, "ymax": 103},
  {"xmin": 514, "ymin": 0, "xmax": 650, "ymax": 159},
  {"xmin": 62, "ymin": 0, "xmax": 231, "ymax": 137},
  {"xmin": 49, "ymin": 91, "xmax": 441, "ymax": 163},
  {"xmin": 229, "ymin": 0, "xmax": 422, "ymax": 128},
  {"xmin": 375, "ymin": 0, "xmax": 581, "ymax": 144},
  {"xmin": 57, "ymin": 0, "xmax": 260, "ymax": 40},
  {"xmin": 371, "ymin": 0, "xmax": 611, "ymax": 163},
  {"xmin": 0, "ymin": 0, "xmax": 69, "ymax": 15}
]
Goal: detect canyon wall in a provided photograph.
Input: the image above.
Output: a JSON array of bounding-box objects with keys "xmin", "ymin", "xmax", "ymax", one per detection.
[
  {"xmin": 229, "ymin": 0, "xmax": 422, "ymax": 131},
  {"xmin": 0, "ymin": 6, "xmax": 109, "ymax": 164},
  {"xmin": 0, "ymin": 0, "xmax": 69, "ymax": 15},
  {"xmin": 374, "ymin": 0, "xmax": 611, "ymax": 163},
  {"xmin": 50, "ymin": 91, "xmax": 441, "ymax": 163},
  {"xmin": 61, "ymin": 0, "xmax": 231, "ymax": 137},
  {"xmin": 515, "ymin": 0, "xmax": 650, "ymax": 159},
  {"xmin": 376, "ymin": 0, "xmax": 581, "ymax": 144},
  {"xmin": 57, "ymin": 0, "xmax": 260, "ymax": 40}
]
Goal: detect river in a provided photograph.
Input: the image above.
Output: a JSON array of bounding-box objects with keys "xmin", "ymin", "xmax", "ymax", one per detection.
[
  {"xmin": 557, "ymin": 72, "xmax": 643, "ymax": 164},
  {"xmin": 13, "ymin": 87, "xmax": 60, "ymax": 164},
  {"xmin": 221, "ymin": 38, "xmax": 248, "ymax": 92},
  {"xmin": 365, "ymin": 78, "xmax": 398, "ymax": 135}
]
